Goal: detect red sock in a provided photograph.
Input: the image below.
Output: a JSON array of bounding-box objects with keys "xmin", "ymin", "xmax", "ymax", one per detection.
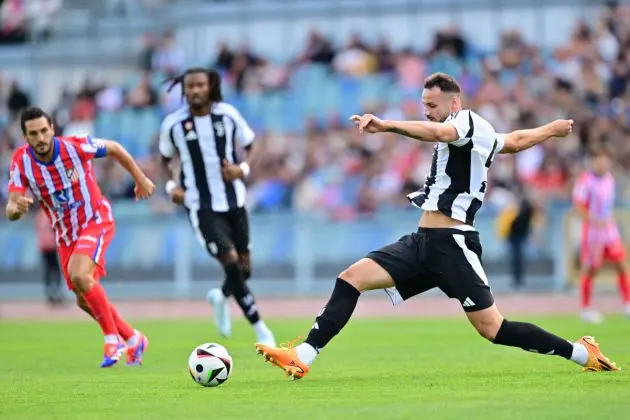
[
  {"xmin": 618, "ymin": 272, "xmax": 630, "ymax": 304},
  {"xmin": 110, "ymin": 304, "xmax": 134, "ymax": 340},
  {"xmin": 83, "ymin": 283, "xmax": 117, "ymax": 336},
  {"xmin": 580, "ymin": 273, "xmax": 594, "ymax": 309}
]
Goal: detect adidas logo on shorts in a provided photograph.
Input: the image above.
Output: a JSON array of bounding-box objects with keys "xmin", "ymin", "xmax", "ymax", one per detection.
[{"xmin": 462, "ymin": 297, "xmax": 476, "ymax": 308}]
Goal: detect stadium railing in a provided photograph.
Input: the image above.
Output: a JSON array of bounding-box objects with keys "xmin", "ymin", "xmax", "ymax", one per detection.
[{"xmin": 1, "ymin": 205, "xmax": 607, "ymax": 301}]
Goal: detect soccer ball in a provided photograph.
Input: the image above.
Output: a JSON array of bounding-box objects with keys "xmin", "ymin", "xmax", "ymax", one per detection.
[{"xmin": 188, "ymin": 343, "xmax": 233, "ymax": 387}]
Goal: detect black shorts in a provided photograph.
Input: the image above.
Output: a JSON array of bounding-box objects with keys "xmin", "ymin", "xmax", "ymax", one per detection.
[
  {"xmin": 366, "ymin": 227, "xmax": 494, "ymax": 312},
  {"xmin": 185, "ymin": 206, "xmax": 250, "ymax": 257}
]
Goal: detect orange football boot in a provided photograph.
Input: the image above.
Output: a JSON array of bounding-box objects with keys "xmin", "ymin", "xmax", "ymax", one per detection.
[
  {"xmin": 578, "ymin": 336, "xmax": 620, "ymax": 372},
  {"xmin": 256, "ymin": 337, "xmax": 310, "ymax": 380}
]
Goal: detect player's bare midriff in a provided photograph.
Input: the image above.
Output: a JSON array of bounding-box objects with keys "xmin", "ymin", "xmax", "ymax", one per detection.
[{"xmin": 418, "ymin": 210, "xmax": 465, "ymax": 229}]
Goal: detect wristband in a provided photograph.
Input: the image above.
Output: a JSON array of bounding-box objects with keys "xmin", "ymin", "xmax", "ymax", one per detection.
[
  {"xmin": 165, "ymin": 180, "xmax": 177, "ymax": 195},
  {"xmin": 239, "ymin": 162, "xmax": 251, "ymax": 178}
]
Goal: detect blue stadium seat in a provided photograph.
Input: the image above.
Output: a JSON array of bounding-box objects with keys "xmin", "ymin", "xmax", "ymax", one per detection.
[
  {"xmin": 0, "ymin": 232, "xmax": 22, "ymax": 269},
  {"xmin": 428, "ymin": 54, "xmax": 464, "ymax": 80},
  {"xmin": 270, "ymin": 224, "xmax": 294, "ymax": 262},
  {"xmin": 358, "ymin": 75, "xmax": 388, "ymax": 108},
  {"xmin": 94, "ymin": 111, "xmax": 122, "ymax": 140},
  {"xmin": 161, "ymin": 228, "xmax": 177, "ymax": 265},
  {"xmin": 107, "ymin": 229, "xmax": 125, "ymax": 264},
  {"xmin": 338, "ymin": 76, "xmax": 361, "ymax": 116},
  {"xmin": 281, "ymin": 92, "xmax": 305, "ymax": 133}
]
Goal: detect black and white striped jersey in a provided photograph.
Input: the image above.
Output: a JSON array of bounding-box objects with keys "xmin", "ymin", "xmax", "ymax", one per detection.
[
  {"xmin": 406, "ymin": 110, "xmax": 504, "ymax": 226},
  {"xmin": 159, "ymin": 102, "xmax": 255, "ymax": 212}
]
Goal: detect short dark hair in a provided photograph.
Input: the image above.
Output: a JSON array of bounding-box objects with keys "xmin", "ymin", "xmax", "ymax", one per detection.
[
  {"xmin": 20, "ymin": 107, "xmax": 53, "ymax": 134},
  {"xmin": 423, "ymin": 72, "xmax": 461, "ymax": 94},
  {"xmin": 166, "ymin": 67, "xmax": 223, "ymax": 103}
]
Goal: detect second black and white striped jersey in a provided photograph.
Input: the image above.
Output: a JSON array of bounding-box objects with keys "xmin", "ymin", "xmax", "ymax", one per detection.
[
  {"xmin": 159, "ymin": 102, "xmax": 254, "ymax": 212},
  {"xmin": 406, "ymin": 110, "xmax": 504, "ymax": 226}
]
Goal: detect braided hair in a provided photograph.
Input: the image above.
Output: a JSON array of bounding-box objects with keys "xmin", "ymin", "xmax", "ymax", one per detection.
[{"xmin": 166, "ymin": 67, "xmax": 223, "ymax": 103}]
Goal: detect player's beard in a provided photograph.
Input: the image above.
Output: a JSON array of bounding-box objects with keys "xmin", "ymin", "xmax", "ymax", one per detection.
[
  {"xmin": 33, "ymin": 142, "xmax": 53, "ymax": 159},
  {"xmin": 425, "ymin": 113, "xmax": 447, "ymax": 122},
  {"xmin": 189, "ymin": 98, "xmax": 210, "ymax": 114}
]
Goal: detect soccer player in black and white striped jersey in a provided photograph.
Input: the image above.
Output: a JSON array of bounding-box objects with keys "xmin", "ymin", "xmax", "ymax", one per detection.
[
  {"xmin": 159, "ymin": 68, "xmax": 275, "ymax": 347},
  {"xmin": 256, "ymin": 72, "xmax": 619, "ymax": 380}
]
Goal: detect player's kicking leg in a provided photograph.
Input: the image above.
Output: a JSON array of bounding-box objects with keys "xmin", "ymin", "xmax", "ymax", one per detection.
[
  {"xmin": 256, "ymin": 257, "xmax": 393, "ymax": 379},
  {"xmin": 466, "ymin": 304, "xmax": 619, "ymax": 371},
  {"xmin": 256, "ymin": 228, "xmax": 619, "ymax": 379},
  {"xmin": 446, "ymin": 229, "xmax": 618, "ymax": 372}
]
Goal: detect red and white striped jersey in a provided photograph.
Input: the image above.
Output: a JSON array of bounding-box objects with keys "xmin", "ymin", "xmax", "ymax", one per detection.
[
  {"xmin": 573, "ymin": 170, "xmax": 620, "ymax": 245},
  {"xmin": 7, "ymin": 136, "xmax": 114, "ymax": 247}
]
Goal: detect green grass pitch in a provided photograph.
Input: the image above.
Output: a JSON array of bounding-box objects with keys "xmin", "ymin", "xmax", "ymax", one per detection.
[{"xmin": 1, "ymin": 316, "xmax": 629, "ymax": 419}]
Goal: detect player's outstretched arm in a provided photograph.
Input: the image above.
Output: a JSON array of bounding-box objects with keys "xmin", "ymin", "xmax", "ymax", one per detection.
[
  {"xmin": 5, "ymin": 192, "xmax": 33, "ymax": 221},
  {"xmin": 500, "ymin": 119, "xmax": 574, "ymax": 154},
  {"xmin": 102, "ymin": 140, "xmax": 156, "ymax": 200},
  {"xmin": 349, "ymin": 114, "xmax": 458, "ymax": 143}
]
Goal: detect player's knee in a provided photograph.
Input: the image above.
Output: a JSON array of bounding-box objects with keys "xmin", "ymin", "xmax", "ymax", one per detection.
[
  {"xmin": 218, "ymin": 250, "xmax": 239, "ymax": 266},
  {"xmin": 468, "ymin": 309, "xmax": 503, "ymax": 342},
  {"xmin": 474, "ymin": 318, "xmax": 502, "ymax": 341},
  {"xmin": 338, "ymin": 265, "xmax": 365, "ymax": 292},
  {"xmin": 477, "ymin": 326, "xmax": 498, "ymax": 341},
  {"xmin": 69, "ymin": 272, "xmax": 94, "ymax": 293}
]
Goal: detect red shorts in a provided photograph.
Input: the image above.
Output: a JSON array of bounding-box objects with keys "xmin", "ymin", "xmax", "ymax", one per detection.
[
  {"xmin": 581, "ymin": 239, "xmax": 627, "ymax": 269},
  {"xmin": 58, "ymin": 220, "xmax": 115, "ymax": 290}
]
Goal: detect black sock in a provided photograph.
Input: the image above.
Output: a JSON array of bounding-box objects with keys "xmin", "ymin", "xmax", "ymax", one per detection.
[
  {"xmin": 493, "ymin": 319, "xmax": 573, "ymax": 359},
  {"xmin": 223, "ymin": 262, "xmax": 260, "ymax": 324},
  {"xmin": 305, "ymin": 278, "xmax": 360, "ymax": 351},
  {"xmin": 221, "ymin": 276, "xmax": 232, "ymax": 298},
  {"xmin": 221, "ymin": 265, "xmax": 250, "ymax": 297}
]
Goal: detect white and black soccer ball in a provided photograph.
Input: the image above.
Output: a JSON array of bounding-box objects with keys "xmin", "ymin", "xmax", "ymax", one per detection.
[{"xmin": 188, "ymin": 343, "xmax": 233, "ymax": 387}]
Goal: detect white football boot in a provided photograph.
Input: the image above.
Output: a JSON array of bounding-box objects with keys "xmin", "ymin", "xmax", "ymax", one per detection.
[
  {"xmin": 580, "ymin": 308, "xmax": 604, "ymax": 324},
  {"xmin": 206, "ymin": 288, "xmax": 232, "ymax": 337}
]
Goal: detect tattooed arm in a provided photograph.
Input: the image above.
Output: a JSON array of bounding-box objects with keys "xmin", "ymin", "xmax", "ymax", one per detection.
[
  {"xmin": 350, "ymin": 113, "xmax": 459, "ymax": 143},
  {"xmin": 383, "ymin": 120, "xmax": 459, "ymax": 143}
]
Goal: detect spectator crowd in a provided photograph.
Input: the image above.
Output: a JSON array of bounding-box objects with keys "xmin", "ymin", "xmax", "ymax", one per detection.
[{"xmin": 2, "ymin": 2, "xmax": 630, "ymax": 220}]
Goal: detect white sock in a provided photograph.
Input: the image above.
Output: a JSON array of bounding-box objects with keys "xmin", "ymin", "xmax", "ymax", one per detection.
[
  {"xmin": 570, "ymin": 342, "xmax": 589, "ymax": 366},
  {"xmin": 295, "ymin": 343, "xmax": 318, "ymax": 366},
  {"xmin": 126, "ymin": 330, "xmax": 139, "ymax": 347},
  {"xmin": 253, "ymin": 320, "xmax": 269, "ymax": 337},
  {"xmin": 104, "ymin": 334, "xmax": 119, "ymax": 344}
]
